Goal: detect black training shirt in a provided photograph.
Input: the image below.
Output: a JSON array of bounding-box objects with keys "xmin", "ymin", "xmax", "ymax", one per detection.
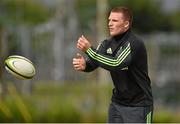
[{"xmin": 84, "ymin": 30, "xmax": 153, "ymax": 107}]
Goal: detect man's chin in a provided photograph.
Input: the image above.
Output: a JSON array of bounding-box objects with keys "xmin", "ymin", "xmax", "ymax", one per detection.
[{"xmin": 110, "ymin": 32, "xmax": 115, "ymax": 36}]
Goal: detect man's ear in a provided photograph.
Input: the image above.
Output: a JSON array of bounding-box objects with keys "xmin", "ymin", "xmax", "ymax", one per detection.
[{"xmin": 124, "ymin": 21, "xmax": 129, "ymax": 28}]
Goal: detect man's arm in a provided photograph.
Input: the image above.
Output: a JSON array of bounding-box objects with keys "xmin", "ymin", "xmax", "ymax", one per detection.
[
  {"xmin": 77, "ymin": 35, "xmax": 132, "ymax": 71},
  {"xmin": 75, "ymin": 36, "xmax": 109, "ymax": 72},
  {"xmin": 86, "ymin": 42, "xmax": 131, "ymax": 71},
  {"xmin": 83, "ymin": 57, "xmax": 98, "ymax": 72}
]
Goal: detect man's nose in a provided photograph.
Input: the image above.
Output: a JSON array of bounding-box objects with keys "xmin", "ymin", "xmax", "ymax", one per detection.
[{"xmin": 108, "ymin": 21, "xmax": 112, "ymax": 26}]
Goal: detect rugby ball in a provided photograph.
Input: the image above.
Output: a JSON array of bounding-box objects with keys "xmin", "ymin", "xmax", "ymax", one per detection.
[{"xmin": 4, "ymin": 55, "xmax": 36, "ymax": 80}]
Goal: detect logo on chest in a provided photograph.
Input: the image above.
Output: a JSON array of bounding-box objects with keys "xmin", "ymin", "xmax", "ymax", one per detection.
[
  {"xmin": 106, "ymin": 48, "xmax": 113, "ymax": 54},
  {"xmin": 121, "ymin": 66, "xmax": 128, "ymax": 71}
]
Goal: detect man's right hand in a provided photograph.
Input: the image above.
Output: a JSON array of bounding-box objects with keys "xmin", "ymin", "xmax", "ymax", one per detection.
[{"xmin": 73, "ymin": 53, "xmax": 86, "ymax": 71}]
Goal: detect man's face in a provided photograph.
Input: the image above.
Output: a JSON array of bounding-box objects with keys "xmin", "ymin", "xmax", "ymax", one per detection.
[{"xmin": 108, "ymin": 12, "xmax": 129, "ymax": 36}]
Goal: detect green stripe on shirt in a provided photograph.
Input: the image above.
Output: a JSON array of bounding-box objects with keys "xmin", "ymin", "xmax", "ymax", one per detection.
[{"xmin": 86, "ymin": 43, "xmax": 131, "ymax": 66}]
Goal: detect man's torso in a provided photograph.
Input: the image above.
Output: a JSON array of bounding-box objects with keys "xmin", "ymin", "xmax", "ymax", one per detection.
[{"xmin": 99, "ymin": 31, "xmax": 153, "ymax": 106}]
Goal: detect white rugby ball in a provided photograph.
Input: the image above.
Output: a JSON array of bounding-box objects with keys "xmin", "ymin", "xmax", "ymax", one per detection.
[{"xmin": 4, "ymin": 55, "xmax": 36, "ymax": 80}]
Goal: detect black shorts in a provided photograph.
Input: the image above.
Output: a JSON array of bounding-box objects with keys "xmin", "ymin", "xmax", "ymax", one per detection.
[{"xmin": 108, "ymin": 102, "xmax": 153, "ymax": 123}]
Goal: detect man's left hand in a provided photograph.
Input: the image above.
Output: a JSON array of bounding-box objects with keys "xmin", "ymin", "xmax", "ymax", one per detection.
[{"xmin": 77, "ymin": 35, "xmax": 91, "ymax": 52}]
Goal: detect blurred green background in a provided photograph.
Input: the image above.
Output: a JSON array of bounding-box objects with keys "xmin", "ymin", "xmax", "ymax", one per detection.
[{"xmin": 0, "ymin": 0, "xmax": 180, "ymax": 122}]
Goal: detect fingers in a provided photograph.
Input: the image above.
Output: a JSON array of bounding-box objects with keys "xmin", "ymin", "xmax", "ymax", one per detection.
[
  {"xmin": 76, "ymin": 35, "xmax": 91, "ymax": 52},
  {"xmin": 77, "ymin": 41, "xmax": 83, "ymax": 50},
  {"xmin": 81, "ymin": 35, "xmax": 87, "ymax": 41},
  {"xmin": 73, "ymin": 35, "xmax": 89, "ymax": 71},
  {"xmin": 77, "ymin": 53, "xmax": 83, "ymax": 59},
  {"xmin": 77, "ymin": 36, "xmax": 84, "ymax": 44},
  {"xmin": 77, "ymin": 36, "xmax": 85, "ymax": 46},
  {"xmin": 73, "ymin": 58, "xmax": 80, "ymax": 70},
  {"xmin": 77, "ymin": 37, "xmax": 84, "ymax": 50},
  {"xmin": 77, "ymin": 53, "xmax": 81, "ymax": 56},
  {"xmin": 73, "ymin": 63, "xmax": 83, "ymax": 71},
  {"xmin": 72, "ymin": 57, "xmax": 85, "ymax": 71}
]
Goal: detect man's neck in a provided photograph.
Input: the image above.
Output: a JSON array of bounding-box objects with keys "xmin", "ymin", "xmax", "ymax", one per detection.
[{"xmin": 113, "ymin": 29, "xmax": 130, "ymax": 41}]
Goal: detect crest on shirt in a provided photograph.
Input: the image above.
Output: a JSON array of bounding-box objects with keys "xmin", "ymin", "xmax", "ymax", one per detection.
[{"xmin": 106, "ymin": 48, "xmax": 112, "ymax": 54}]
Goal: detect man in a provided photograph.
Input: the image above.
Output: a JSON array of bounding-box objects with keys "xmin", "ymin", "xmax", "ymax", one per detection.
[{"xmin": 73, "ymin": 6, "xmax": 153, "ymax": 123}]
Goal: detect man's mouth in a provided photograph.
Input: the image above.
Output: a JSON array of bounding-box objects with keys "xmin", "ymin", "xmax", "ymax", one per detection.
[{"xmin": 109, "ymin": 28, "xmax": 113, "ymax": 31}]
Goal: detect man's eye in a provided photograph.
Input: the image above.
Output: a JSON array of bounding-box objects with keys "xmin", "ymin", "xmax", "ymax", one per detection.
[{"xmin": 112, "ymin": 19, "xmax": 118, "ymax": 22}]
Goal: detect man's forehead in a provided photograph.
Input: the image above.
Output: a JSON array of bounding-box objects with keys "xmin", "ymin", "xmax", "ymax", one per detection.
[{"xmin": 109, "ymin": 12, "xmax": 124, "ymax": 19}]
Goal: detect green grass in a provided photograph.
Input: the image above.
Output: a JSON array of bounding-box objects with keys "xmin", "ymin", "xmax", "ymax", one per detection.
[
  {"xmin": 0, "ymin": 81, "xmax": 180, "ymax": 122},
  {"xmin": 0, "ymin": 81, "xmax": 112, "ymax": 122},
  {"xmin": 153, "ymin": 107, "xmax": 180, "ymax": 123}
]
